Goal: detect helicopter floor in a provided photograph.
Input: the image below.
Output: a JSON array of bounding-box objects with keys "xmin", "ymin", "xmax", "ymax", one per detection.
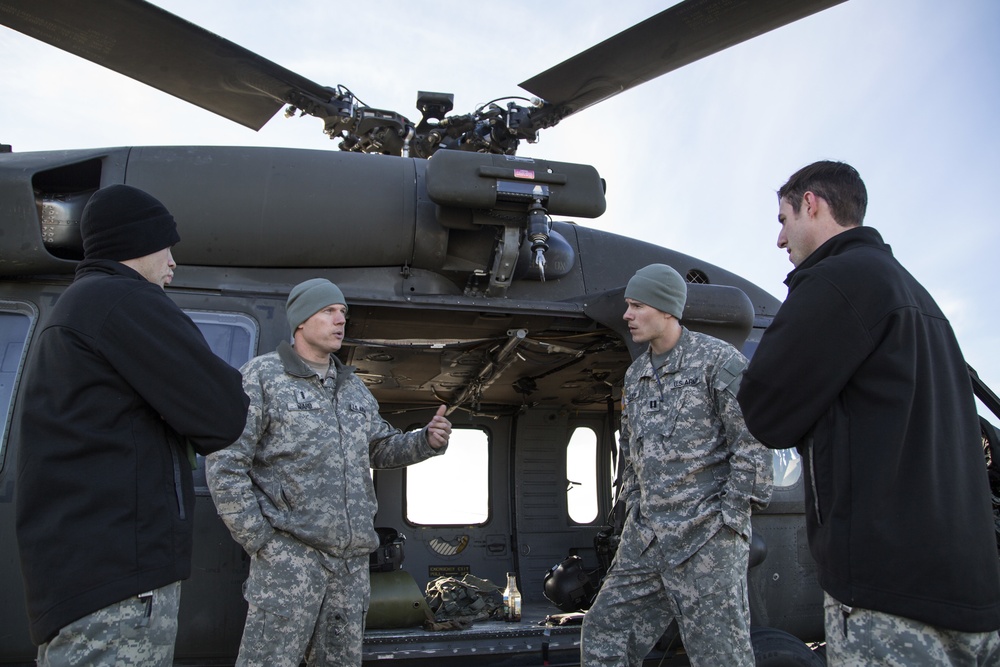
[{"xmin": 362, "ymin": 602, "xmax": 685, "ymax": 666}]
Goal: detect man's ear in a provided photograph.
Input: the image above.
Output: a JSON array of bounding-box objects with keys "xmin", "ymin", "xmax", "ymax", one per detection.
[{"xmin": 802, "ymin": 191, "xmax": 821, "ymax": 218}]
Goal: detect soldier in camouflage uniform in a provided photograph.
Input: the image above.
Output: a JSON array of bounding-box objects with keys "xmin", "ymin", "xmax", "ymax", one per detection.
[
  {"xmin": 580, "ymin": 264, "xmax": 772, "ymax": 667},
  {"xmin": 206, "ymin": 278, "xmax": 452, "ymax": 667}
]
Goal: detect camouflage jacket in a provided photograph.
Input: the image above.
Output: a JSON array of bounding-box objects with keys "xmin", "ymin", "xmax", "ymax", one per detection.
[
  {"xmin": 619, "ymin": 328, "xmax": 772, "ymax": 567},
  {"xmin": 207, "ymin": 341, "xmax": 445, "ymax": 560}
]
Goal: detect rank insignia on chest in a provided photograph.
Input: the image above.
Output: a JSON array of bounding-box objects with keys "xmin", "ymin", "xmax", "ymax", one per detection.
[{"xmin": 645, "ymin": 399, "xmax": 659, "ymax": 411}]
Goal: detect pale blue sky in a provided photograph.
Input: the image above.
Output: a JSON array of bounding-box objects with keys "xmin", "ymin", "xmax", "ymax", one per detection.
[{"xmin": 2, "ymin": 0, "xmax": 998, "ymax": 398}]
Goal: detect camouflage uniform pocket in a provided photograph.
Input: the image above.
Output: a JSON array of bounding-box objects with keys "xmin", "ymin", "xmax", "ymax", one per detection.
[{"xmin": 244, "ymin": 532, "xmax": 322, "ymax": 618}]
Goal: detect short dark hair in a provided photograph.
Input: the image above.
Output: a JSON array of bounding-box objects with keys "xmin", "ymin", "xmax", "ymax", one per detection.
[{"xmin": 778, "ymin": 161, "xmax": 867, "ymax": 227}]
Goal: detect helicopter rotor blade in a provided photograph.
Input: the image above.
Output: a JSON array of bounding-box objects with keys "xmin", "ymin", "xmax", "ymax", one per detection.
[
  {"xmin": 520, "ymin": 0, "xmax": 848, "ymax": 121},
  {"xmin": 0, "ymin": 0, "xmax": 334, "ymax": 131}
]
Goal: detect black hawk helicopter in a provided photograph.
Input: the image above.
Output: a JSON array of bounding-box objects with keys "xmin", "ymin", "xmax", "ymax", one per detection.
[{"xmin": 2, "ymin": 1, "xmax": 999, "ymax": 665}]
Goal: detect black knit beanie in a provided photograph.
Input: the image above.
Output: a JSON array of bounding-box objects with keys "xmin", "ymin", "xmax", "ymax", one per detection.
[{"xmin": 80, "ymin": 185, "xmax": 181, "ymax": 261}]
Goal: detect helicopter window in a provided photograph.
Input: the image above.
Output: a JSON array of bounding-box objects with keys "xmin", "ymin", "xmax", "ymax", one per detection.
[
  {"xmin": 0, "ymin": 304, "xmax": 32, "ymax": 460},
  {"xmin": 772, "ymin": 449, "xmax": 802, "ymax": 488},
  {"xmin": 405, "ymin": 427, "xmax": 489, "ymax": 525},
  {"xmin": 612, "ymin": 429, "xmax": 621, "ymax": 481},
  {"xmin": 183, "ymin": 311, "xmax": 257, "ymax": 492},
  {"xmin": 185, "ymin": 311, "xmax": 258, "ymax": 369},
  {"xmin": 567, "ymin": 426, "xmax": 599, "ymax": 524}
]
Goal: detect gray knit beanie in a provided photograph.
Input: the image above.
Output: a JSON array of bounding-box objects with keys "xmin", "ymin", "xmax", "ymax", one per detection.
[
  {"xmin": 286, "ymin": 278, "xmax": 347, "ymax": 331},
  {"xmin": 625, "ymin": 264, "xmax": 687, "ymax": 319}
]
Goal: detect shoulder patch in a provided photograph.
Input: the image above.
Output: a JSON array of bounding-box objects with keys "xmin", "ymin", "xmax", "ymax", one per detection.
[{"xmin": 716, "ymin": 355, "xmax": 746, "ymax": 396}]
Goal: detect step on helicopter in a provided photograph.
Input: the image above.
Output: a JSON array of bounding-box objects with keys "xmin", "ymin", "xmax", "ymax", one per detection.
[{"xmin": 2, "ymin": 1, "xmax": 999, "ymax": 665}]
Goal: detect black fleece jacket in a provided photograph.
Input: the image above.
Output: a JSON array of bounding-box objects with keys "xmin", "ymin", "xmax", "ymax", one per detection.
[
  {"xmin": 737, "ymin": 227, "xmax": 1000, "ymax": 632},
  {"xmin": 14, "ymin": 260, "xmax": 249, "ymax": 644}
]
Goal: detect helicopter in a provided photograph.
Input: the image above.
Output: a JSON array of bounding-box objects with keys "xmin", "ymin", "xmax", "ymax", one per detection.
[{"xmin": 1, "ymin": 1, "xmax": 999, "ymax": 665}]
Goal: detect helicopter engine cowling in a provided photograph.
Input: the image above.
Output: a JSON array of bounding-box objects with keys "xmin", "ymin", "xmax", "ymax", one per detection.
[{"xmin": 2, "ymin": 147, "xmax": 606, "ymax": 292}]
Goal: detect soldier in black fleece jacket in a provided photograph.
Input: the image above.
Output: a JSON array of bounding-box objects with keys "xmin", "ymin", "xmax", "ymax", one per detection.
[
  {"xmin": 14, "ymin": 185, "xmax": 249, "ymax": 665},
  {"xmin": 737, "ymin": 161, "xmax": 1000, "ymax": 665}
]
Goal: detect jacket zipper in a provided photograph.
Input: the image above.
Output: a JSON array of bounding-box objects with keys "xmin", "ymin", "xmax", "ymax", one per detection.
[
  {"xmin": 169, "ymin": 443, "xmax": 186, "ymax": 520},
  {"xmin": 805, "ymin": 435, "xmax": 822, "ymax": 524}
]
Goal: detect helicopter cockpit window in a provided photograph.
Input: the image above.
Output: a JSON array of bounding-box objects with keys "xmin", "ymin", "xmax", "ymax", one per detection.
[
  {"xmin": 184, "ymin": 310, "xmax": 258, "ymax": 493},
  {"xmin": 406, "ymin": 427, "xmax": 489, "ymax": 525},
  {"xmin": 185, "ymin": 311, "xmax": 258, "ymax": 369},
  {"xmin": 773, "ymin": 449, "xmax": 802, "ymax": 487},
  {"xmin": 567, "ymin": 426, "xmax": 599, "ymax": 524},
  {"xmin": 0, "ymin": 303, "xmax": 33, "ymax": 461}
]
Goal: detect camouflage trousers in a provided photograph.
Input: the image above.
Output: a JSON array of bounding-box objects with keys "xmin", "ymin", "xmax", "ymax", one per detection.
[
  {"xmin": 236, "ymin": 530, "xmax": 370, "ymax": 667},
  {"xmin": 581, "ymin": 524, "xmax": 753, "ymax": 667},
  {"xmin": 35, "ymin": 581, "xmax": 181, "ymax": 667},
  {"xmin": 824, "ymin": 593, "xmax": 1000, "ymax": 666}
]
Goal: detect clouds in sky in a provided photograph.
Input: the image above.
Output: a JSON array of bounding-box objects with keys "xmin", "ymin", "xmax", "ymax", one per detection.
[{"xmin": 1, "ymin": 0, "xmax": 997, "ymax": 396}]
